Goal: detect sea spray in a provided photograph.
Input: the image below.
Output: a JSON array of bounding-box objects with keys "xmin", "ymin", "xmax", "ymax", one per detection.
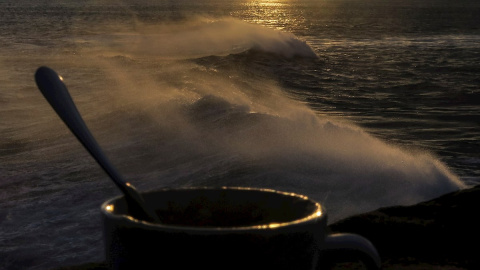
[
  {"xmin": 77, "ymin": 17, "xmax": 317, "ymax": 59},
  {"xmin": 1, "ymin": 4, "xmax": 477, "ymax": 269},
  {"xmin": 60, "ymin": 17, "xmax": 467, "ymax": 223}
]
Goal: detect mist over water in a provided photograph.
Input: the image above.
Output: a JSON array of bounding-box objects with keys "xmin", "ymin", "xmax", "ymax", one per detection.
[
  {"xmin": 69, "ymin": 17, "xmax": 465, "ymax": 218},
  {"xmin": 78, "ymin": 17, "xmax": 317, "ymax": 59},
  {"xmin": 1, "ymin": 2, "xmax": 477, "ymax": 269}
]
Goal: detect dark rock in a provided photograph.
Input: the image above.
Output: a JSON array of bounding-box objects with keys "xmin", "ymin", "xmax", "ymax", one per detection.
[{"xmin": 328, "ymin": 185, "xmax": 480, "ymax": 269}]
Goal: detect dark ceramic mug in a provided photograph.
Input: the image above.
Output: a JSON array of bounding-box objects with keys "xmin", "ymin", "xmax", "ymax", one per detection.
[{"xmin": 101, "ymin": 187, "xmax": 380, "ymax": 270}]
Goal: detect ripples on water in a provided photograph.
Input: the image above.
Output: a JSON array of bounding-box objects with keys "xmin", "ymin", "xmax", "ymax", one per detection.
[
  {"xmin": 233, "ymin": 0, "xmax": 480, "ymax": 183},
  {"xmin": 0, "ymin": 0, "xmax": 479, "ymax": 269}
]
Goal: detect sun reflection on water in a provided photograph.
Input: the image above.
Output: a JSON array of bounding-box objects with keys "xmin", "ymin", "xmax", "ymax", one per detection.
[
  {"xmin": 235, "ymin": 0, "xmax": 301, "ymax": 31},
  {"xmin": 247, "ymin": 0, "xmax": 288, "ymax": 8}
]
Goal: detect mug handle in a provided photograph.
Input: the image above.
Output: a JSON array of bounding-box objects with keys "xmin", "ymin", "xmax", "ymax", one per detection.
[{"xmin": 317, "ymin": 233, "xmax": 381, "ymax": 270}]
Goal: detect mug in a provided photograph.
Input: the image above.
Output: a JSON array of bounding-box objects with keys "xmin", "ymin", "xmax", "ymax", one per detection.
[{"xmin": 101, "ymin": 187, "xmax": 381, "ymax": 270}]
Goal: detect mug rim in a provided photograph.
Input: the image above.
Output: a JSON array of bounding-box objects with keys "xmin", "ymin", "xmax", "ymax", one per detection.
[{"xmin": 101, "ymin": 186, "xmax": 325, "ymax": 232}]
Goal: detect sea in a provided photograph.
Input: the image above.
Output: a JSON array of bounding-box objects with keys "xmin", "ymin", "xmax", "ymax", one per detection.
[{"xmin": 0, "ymin": 0, "xmax": 479, "ymax": 269}]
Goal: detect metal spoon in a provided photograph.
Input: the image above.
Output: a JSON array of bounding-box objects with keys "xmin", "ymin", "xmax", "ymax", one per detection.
[{"xmin": 35, "ymin": 66, "xmax": 160, "ymax": 223}]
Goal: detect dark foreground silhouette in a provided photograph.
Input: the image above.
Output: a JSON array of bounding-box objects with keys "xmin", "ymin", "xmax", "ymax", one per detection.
[
  {"xmin": 54, "ymin": 185, "xmax": 480, "ymax": 270},
  {"xmin": 329, "ymin": 184, "xmax": 480, "ymax": 269}
]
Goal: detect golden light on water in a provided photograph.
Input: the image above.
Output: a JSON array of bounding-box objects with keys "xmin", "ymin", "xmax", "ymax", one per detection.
[
  {"xmin": 249, "ymin": 0, "xmax": 287, "ymax": 8},
  {"xmin": 240, "ymin": 0, "xmax": 292, "ymax": 30}
]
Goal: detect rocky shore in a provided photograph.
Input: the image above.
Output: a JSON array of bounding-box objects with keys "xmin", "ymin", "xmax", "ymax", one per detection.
[
  {"xmin": 329, "ymin": 184, "xmax": 480, "ymax": 269},
  {"xmin": 55, "ymin": 185, "xmax": 480, "ymax": 270}
]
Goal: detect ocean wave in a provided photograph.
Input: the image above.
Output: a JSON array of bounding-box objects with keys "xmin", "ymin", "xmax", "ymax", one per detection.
[
  {"xmin": 174, "ymin": 94, "xmax": 466, "ymax": 220},
  {"xmin": 76, "ymin": 17, "xmax": 317, "ymax": 59}
]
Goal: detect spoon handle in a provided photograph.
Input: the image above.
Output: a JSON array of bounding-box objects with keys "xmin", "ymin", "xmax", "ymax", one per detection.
[{"xmin": 35, "ymin": 66, "xmax": 159, "ymax": 222}]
